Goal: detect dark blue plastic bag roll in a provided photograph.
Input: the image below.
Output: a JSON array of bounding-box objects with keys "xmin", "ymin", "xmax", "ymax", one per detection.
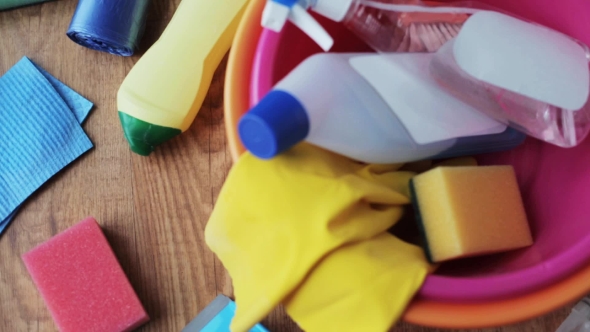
[{"xmin": 67, "ymin": 0, "xmax": 150, "ymax": 56}]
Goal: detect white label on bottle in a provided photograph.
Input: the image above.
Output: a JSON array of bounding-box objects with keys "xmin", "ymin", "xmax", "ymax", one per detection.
[
  {"xmin": 350, "ymin": 53, "xmax": 506, "ymax": 145},
  {"xmin": 454, "ymin": 11, "xmax": 590, "ymax": 111}
]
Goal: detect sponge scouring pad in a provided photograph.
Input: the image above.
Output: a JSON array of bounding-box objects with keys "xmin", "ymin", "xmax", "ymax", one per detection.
[
  {"xmin": 410, "ymin": 166, "xmax": 533, "ymax": 263},
  {"xmin": 22, "ymin": 217, "xmax": 149, "ymax": 332}
]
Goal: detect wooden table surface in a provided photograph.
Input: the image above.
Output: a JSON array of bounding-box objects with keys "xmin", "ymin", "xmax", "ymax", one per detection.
[{"xmin": 0, "ymin": 1, "xmax": 578, "ymax": 331}]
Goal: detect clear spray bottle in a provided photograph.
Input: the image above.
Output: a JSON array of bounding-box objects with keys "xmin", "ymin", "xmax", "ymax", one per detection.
[
  {"xmin": 261, "ymin": 0, "xmax": 482, "ymax": 52},
  {"xmin": 429, "ymin": 11, "xmax": 590, "ymax": 147}
]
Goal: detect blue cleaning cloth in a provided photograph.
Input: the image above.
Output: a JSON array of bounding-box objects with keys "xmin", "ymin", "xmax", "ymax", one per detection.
[
  {"xmin": 0, "ymin": 209, "xmax": 20, "ymax": 234},
  {"xmin": 33, "ymin": 61, "xmax": 93, "ymax": 124},
  {"xmin": 0, "ymin": 57, "xmax": 94, "ymax": 235}
]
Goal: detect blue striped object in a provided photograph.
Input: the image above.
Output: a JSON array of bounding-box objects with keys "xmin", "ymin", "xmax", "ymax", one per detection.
[{"xmin": 0, "ymin": 57, "xmax": 93, "ymax": 235}]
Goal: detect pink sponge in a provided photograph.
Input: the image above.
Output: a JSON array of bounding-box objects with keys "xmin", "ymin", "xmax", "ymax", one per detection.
[{"xmin": 22, "ymin": 217, "xmax": 149, "ymax": 332}]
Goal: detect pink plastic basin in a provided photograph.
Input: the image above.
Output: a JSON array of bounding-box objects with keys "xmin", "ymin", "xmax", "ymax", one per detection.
[{"xmin": 250, "ymin": 0, "xmax": 590, "ymax": 302}]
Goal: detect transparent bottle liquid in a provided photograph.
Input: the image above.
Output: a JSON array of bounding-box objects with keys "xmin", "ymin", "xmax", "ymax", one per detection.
[
  {"xmin": 340, "ymin": 0, "xmax": 478, "ymax": 52},
  {"xmin": 430, "ymin": 12, "xmax": 590, "ymax": 147},
  {"xmin": 263, "ymin": 0, "xmax": 482, "ymax": 53}
]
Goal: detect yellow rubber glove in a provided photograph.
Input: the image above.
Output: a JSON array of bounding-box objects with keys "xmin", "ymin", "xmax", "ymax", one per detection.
[
  {"xmin": 284, "ymin": 233, "xmax": 430, "ymax": 332},
  {"xmin": 205, "ymin": 144, "xmax": 415, "ymax": 331}
]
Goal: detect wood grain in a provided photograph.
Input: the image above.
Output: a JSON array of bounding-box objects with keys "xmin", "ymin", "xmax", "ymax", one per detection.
[{"xmin": 0, "ymin": 1, "xmax": 578, "ymax": 331}]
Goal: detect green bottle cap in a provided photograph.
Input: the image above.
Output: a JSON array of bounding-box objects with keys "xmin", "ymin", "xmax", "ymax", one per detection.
[{"xmin": 118, "ymin": 111, "xmax": 181, "ymax": 156}]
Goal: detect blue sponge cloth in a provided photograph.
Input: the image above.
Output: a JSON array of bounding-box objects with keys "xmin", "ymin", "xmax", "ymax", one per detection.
[{"xmin": 0, "ymin": 57, "xmax": 94, "ymax": 235}]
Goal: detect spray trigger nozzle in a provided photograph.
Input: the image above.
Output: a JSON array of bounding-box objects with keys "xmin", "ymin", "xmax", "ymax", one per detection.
[{"xmin": 262, "ymin": 0, "xmax": 334, "ymax": 51}]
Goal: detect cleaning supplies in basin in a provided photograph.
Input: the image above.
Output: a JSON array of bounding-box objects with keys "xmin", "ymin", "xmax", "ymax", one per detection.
[
  {"xmin": 410, "ymin": 165, "xmax": 533, "ymax": 263},
  {"xmin": 239, "ymin": 52, "xmax": 525, "ymax": 163},
  {"xmin": 117, "ymin": 0, "xmax": 249, "ymax": 155},
  {"xmin": 430, "ymin": 11, "xmax": 590, "ymax": 147},
  {"xmin": 261, "ymin": 0, "xmax": 482, "ymax": 52}
]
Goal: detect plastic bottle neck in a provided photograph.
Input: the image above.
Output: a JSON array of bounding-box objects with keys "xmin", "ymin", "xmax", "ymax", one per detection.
[{"xmin": 307, "ymin": 0, "xmax": 356, "ymax": 22}]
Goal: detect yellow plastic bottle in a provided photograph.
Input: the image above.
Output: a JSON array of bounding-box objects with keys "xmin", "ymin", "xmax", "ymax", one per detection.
[{"xmin": 117, "ymin": 0, "xmax": 249, "ymax": 156}]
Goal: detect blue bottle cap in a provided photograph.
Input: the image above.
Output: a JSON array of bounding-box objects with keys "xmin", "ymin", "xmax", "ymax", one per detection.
[{"xmin": 238, "ymin": 90, "xmax": 309, "ymax": 159}]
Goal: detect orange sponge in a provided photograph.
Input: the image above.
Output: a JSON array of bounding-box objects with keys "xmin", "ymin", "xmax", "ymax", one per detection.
[{"xmin": 410, "ymin": 166, "xmax": 533, "ymax": 263}]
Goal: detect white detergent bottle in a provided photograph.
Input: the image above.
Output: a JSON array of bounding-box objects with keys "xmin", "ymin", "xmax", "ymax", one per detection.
[
  {"xmin": 261, "ymin": 0, "xmax": 484, "ymax": 53},
  {"xmin": 238, "ymin": 52, "xmax": 525, "ymax": 164},
  {"xmin": 430, "ymin": 11, "xmax": 590, "ymax": 147}
]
